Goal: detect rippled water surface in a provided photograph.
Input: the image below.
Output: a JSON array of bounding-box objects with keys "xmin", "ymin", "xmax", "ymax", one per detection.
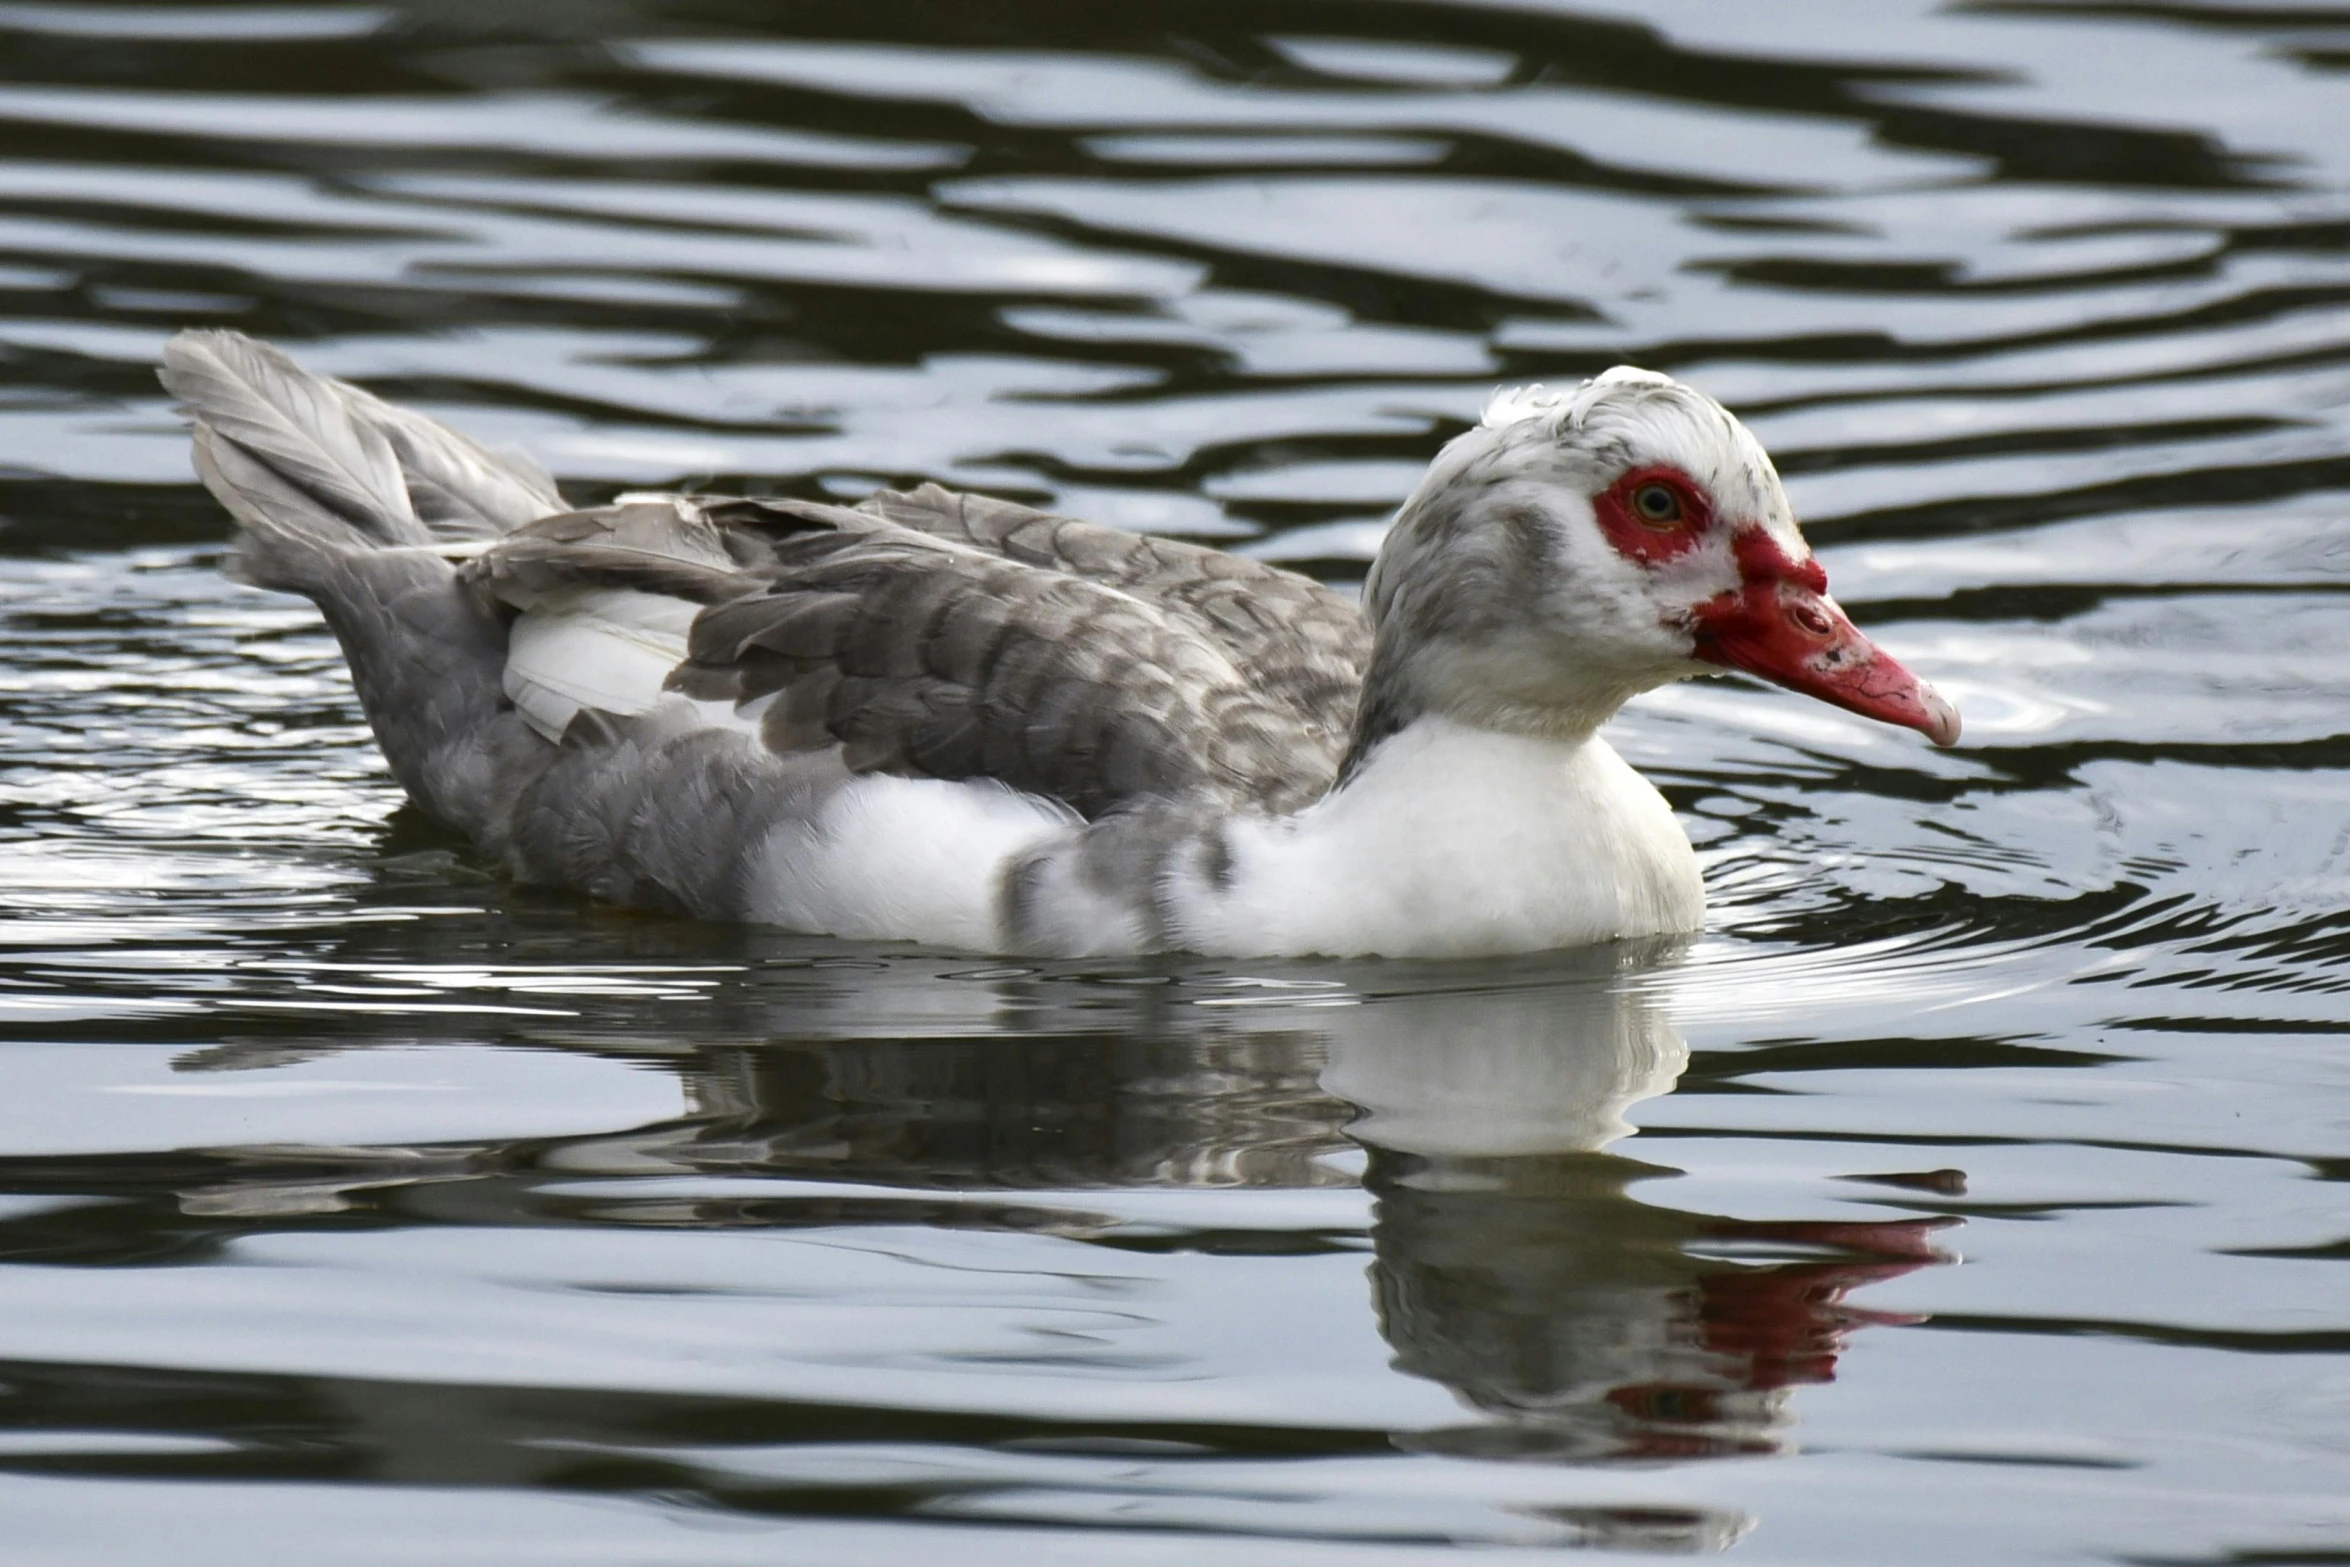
[{"xmin": 4, "ymin": 1, "xmax": 2350, "ymax": 1561}]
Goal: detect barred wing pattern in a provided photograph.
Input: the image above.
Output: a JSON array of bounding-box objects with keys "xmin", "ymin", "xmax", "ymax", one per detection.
[{"xmin": 467, "ymin": 487, "xmax": 1371, "ymax": 821}]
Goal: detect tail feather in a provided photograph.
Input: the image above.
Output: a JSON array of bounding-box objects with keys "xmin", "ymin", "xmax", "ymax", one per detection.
[
  {"xmin": 161, "ymin": 329, "xmax": 563, "ymax": 844},
  {"xmin": 335, "ymin": 378, "xmax": 564, "ymax": 537},
  {"xmin": 160, "ymin": 330, "xmax": 564, "ymax": 589},
  {"xmin": 162, "ymin": 330, "xmax": 422, "ymax": 585}
]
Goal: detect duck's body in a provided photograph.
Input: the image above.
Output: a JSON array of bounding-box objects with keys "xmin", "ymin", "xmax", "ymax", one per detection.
[{"xmin": 161, "ymin": 331, "xmax": 1953, "ymax": 958}]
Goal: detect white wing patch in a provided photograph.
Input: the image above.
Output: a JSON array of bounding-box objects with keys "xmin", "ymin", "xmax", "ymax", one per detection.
[{"xmin": 503, "ymin": 587, "xmax": 701, "ymax": 743}]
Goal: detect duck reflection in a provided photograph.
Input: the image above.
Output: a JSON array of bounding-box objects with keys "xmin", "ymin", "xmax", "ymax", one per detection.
[
  {"xmin": 594, "ymin": 950, "xmax": 1952, "ymax": 1466},
  {"xmin": 0, "ymin": 946, "xmax": 1956, "ymax": 1537},
  {"xmin": 1324, "ymin": 973, "xmax": 1947, "ymax": 1461}
]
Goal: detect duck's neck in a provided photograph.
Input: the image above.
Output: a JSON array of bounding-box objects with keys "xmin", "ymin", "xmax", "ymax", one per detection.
[{"xmin": 1335, "ymin": 629, "xmax": 1655, "ymax": 788}]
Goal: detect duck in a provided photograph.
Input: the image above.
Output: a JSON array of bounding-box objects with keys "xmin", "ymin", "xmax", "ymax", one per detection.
[{"xmin": 159, "ymin": 329, "xmax": 1957, "ymax": 959}]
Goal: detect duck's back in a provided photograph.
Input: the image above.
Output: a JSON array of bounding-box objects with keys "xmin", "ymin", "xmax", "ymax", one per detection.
[{"xmin": 161, "ymin": 329, "xmax": 1371, "ymax": 944}]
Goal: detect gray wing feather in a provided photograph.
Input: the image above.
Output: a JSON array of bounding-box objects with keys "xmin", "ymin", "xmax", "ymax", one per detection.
[
  {"xmin": 851, "ymin": 484, "xmax": 1370, "ymax": 737},
  {"xmin": 469, "ymin": 499, "xmax": 750, "ymax": 607},
  {"xmin": 468, "ymin": 492, "xmax": 1367, "ymax": 819}
]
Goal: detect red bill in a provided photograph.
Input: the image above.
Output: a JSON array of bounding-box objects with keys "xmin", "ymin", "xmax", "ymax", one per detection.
[{"xmin": 1691, "ymin": 531, "xmax": 1962, "ymax": 748}]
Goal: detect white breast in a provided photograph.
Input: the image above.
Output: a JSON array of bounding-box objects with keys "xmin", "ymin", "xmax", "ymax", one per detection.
[{"xmin": 1165, "ymin": 717, "xmax": 1705, "ymax": 959}]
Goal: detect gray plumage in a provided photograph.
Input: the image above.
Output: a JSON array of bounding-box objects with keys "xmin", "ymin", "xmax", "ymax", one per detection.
[
  {"xmin": 640, "ymin": 490, "xmax": 1366, "ymax": 817},
  {"xmin": 160, "ymin": 329, "xmax": 1373, "ymax": 929}
]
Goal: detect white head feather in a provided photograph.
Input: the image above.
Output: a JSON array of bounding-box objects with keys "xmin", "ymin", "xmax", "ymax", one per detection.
[{"xmin": 1474, "ymin": 367, "xmax": 1804, "ymax": 560}]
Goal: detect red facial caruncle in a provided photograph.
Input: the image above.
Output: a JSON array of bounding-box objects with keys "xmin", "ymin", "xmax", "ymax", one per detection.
[{"xmin": 1592, "ymin": 465, "xmax": 1713, "ymax": 565}]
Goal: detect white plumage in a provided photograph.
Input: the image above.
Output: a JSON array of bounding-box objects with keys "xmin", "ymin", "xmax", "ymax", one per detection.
[{"xmin": 502, "ymin": 588, "xmax": 699, "ymax": 742}]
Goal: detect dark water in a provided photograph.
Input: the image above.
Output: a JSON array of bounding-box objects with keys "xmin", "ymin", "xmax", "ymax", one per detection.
[{"xmin": 3, "ymin": 1, "xmax": 2350, "ymax": 1560}]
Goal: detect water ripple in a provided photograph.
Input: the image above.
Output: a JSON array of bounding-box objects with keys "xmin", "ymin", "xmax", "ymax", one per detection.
[{"xmin": 2, "ymin": 3, "xmax": 2349, "ymax": 1563}]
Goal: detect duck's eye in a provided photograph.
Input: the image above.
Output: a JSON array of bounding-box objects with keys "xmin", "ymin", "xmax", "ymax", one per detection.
[{"xmin": 1631, "ymin": 482, "xmax": 1683, "ymax": 528}]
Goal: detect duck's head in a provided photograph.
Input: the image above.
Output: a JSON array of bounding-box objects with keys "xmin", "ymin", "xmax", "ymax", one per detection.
[{"xmin": 1360, "ymin": 367, "xmax": 1960, "ymax": 748}]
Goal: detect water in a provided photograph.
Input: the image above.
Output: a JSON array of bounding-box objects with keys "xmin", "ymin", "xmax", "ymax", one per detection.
[{"xmin": 2, "ymin": 0, "xmax": 2349, "ymax": 1560}]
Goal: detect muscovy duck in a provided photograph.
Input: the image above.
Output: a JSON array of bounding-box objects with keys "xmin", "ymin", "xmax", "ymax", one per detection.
[{"xmin": 161, "ymin": 330, "xmax": 1956, "ymax": 957}]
